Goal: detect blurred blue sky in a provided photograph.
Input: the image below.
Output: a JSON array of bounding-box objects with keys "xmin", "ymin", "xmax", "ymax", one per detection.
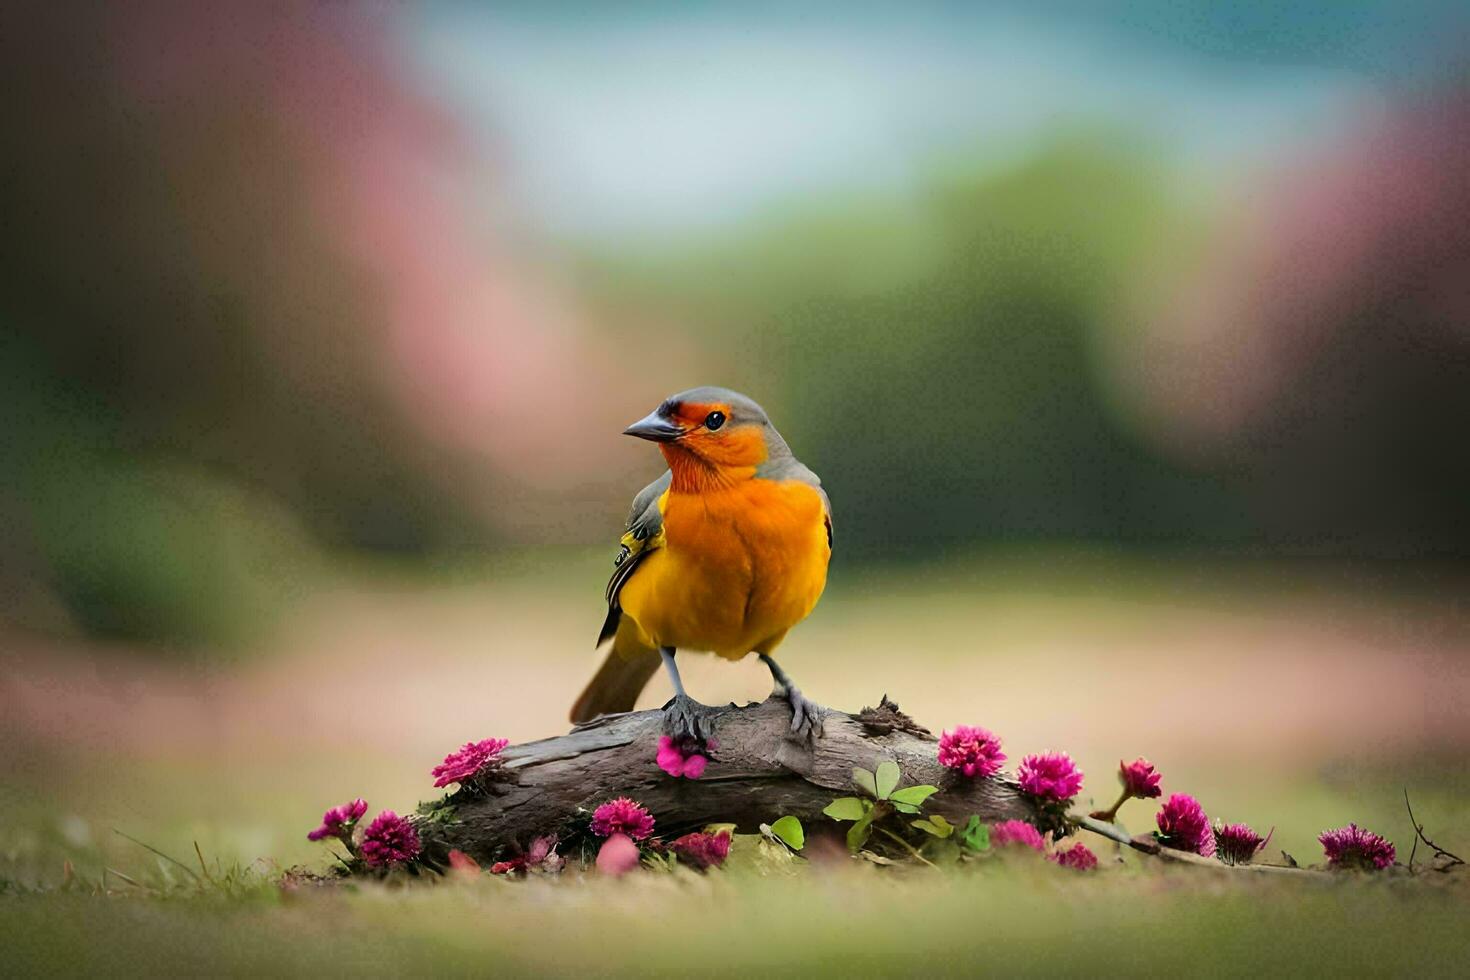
[{"xmin": 408, "ymin": 1, "xmax": 1464, "ymax": 237}]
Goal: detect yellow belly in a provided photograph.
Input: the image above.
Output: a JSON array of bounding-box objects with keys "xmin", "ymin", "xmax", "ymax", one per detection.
[{"xmin": 617, "ymin": 479, "xmax": 829, "ymax": 659}]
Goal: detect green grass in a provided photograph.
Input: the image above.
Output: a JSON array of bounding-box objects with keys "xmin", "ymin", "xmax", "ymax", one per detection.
[{"xmin": 3, "ymin": 857, "xmax": 1467, "ymax": 978}]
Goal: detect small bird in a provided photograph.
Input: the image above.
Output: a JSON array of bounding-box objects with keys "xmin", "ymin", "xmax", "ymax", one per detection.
[{"xmin": 570, "ymin": 387, "xmax": 832, "ymax": 740}]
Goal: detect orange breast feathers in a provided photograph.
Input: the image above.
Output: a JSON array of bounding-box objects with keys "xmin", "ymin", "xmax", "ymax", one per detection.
[{"xmin": 615, "ymin": 475, "xmax": 831, "ymax": 660}]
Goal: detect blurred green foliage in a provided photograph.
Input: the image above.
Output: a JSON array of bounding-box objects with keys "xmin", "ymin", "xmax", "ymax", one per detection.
[
  {"xmin": 3, "ymin": 136, "xmax": 1233, "ymax": 645},
  {"xmin": 581, "ymin": 137, "xmax": 1242, "ymax": 559},
  {"xmin": 30, "ymin": 461, "xmax": 313, "ymax": 650},
  {"xmin": 1, "ymin": 130, "xmax": 1460, "ymax": 647},
  {"xmin": 1, "ymin": 329, "xmax": 316, "ymax": 650}
]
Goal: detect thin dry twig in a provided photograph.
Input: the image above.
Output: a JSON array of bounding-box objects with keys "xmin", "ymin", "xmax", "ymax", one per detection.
[
  {"xmin": 193, "ymin": 841, "xmax": 217, "ymax": 885},
  {"xmin": 876, "ymin": 825, "xmax": 939, "ymax": 869},
  {"xmin": 1403, "ymin": 789, "xmax": 1465, "ymax": 873},
  {"xmin": 104, "ymin": 866, "xmax": 143, "ymax": 888}
]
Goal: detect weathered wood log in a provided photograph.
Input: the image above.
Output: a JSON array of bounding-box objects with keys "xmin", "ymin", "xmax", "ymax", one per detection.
[{"xmin": 418, "ymin": 695, "xmax": 1039, "ymax": 864}]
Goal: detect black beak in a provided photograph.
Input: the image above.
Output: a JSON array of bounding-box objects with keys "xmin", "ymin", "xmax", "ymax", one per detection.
[{"xmin": 623, "ymin": 410, "xmax": 685, "ymax": 442}]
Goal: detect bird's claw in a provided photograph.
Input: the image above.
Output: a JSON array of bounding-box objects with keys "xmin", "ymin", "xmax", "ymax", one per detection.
[
  {"xmin": 661, "ymin": 694, "xmax": 720, "ymax": 742},
  {"xmin": 778, "ymin": 685, "xmax": 825, "ymax": 741}
]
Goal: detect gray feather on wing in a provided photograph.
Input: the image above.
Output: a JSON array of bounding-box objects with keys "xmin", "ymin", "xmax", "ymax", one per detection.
[
  {"xmin": 597, "ymin": 470, "xmax": 671, "ymax": 647},
  {"xmin": 625, "ymin": 470, "xmax": 671, "ymax": 543}
]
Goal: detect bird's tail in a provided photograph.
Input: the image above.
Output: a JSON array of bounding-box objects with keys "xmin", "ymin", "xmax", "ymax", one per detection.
[{"xmin": 570, "ymin": 631, "xmax": 661, "ymax": 724}]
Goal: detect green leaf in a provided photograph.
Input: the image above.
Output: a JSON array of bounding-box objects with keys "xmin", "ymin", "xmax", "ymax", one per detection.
[
  {"xmin": 961, "ymin": 815, "xmax": 991, "ymax": 853},
  {"xmin": 888, "ymin": 785, "xmax": 939, "ymax": 807},
  {"xmin": 890, "ymin": 802, "xmax": 921, "ymax": 815},
  {"xmin": 846, "ymin": 810, "xmax": 876, "ymax": 852},
  {"xmin": 912, "ymin": 816, "xmax": 954, "ymax": 838},
  {"xmin": 852, "ymin": 767, "xmax": 878, "ymax": 798},
  {"xmin": 770, "ymin": 816, "xmax": 805, "ymax": 851},
  {"xmin": 875, "ymin": 760, "xmax": 900, "ymax": 800},
  {"xmin": 823, "ymin": 797, "xmax": 868, "ymax": 822}
]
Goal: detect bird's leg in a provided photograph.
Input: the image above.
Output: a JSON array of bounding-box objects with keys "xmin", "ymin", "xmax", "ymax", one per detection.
[
  {"xmin": 659, "ymin": 647, "xmax": 719, "ymax": 742},
  {"xmin": 759, "ymin": 653, "xmax": 825, "ymax": 740}
]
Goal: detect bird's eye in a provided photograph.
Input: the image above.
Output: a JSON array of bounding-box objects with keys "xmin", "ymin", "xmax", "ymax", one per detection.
[{"xmin": 705, "ymin": 411, "xmax": 726, "ymax": 431}]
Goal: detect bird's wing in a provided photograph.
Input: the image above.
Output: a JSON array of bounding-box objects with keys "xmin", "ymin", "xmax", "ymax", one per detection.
[
  {"xmin": 596, "ymin": 470, "xmax": 672, "ymax": 647},
  {"xmin": 757, "ymin": 454, "xmax": 832, "ymax": 550}
]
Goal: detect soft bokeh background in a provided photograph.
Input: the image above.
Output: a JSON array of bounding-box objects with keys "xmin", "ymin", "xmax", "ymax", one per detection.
[{"xmin": 2, "ymin": 0, "xmax": 1468, "ymax": 947}]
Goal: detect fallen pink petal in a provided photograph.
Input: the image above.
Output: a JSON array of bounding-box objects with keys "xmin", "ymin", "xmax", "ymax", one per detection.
[
  {"xmin": 656, "ymin": 735, "xmax": 710, "ymax": 779},
  {"xmin": 489, "ymin": 835, "xmax": 562, "ymax": 876},
  {"xmin": 670, "ymin": 830, "xmax": 732, "ymax": 870},
  {"xmin": 447, "ymin": 849, "xmax": 481, "ymax": 875},
  {"xmin": 595, "ymin": 833, "xmax": 642, "ymax": 876}
]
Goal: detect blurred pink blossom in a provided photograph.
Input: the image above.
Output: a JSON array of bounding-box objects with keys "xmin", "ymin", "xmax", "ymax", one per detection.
[
  {"xmin": 1049, "ymin": 843, "xmax": 1099, "ymax": 871},
  {"xmin": 990, "ymin": 820, "xmax": 1045, "ymax": 852}
]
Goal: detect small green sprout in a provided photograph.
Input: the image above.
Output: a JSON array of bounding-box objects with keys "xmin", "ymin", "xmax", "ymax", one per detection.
[{"xmin": 823, "ymin": 761, "xmax": 940, "ymax": 852}]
